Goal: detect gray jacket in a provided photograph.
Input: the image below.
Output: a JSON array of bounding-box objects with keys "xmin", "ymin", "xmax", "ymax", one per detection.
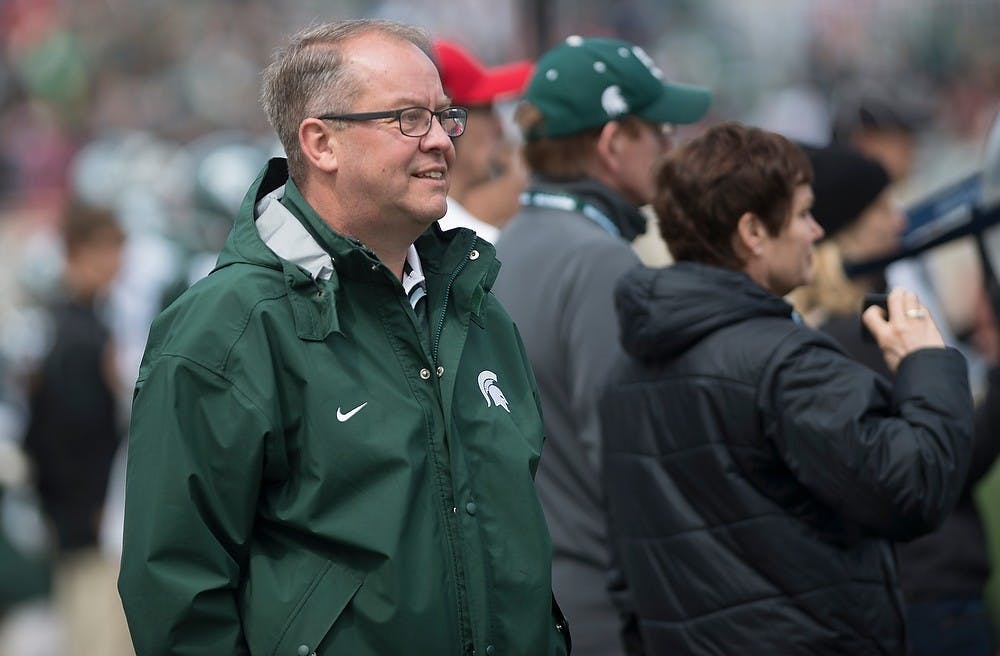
[{"xmin": 494, "ymin": 177, "xmax": 644, "ymax": 656}]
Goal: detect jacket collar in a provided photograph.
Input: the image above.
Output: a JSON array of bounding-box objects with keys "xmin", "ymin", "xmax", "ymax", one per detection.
[
  {"xmin": 255, "ymin": 186, "xmax": 334, "ymax": 282},
  {"xmin": 526, "ymin": 175, "xmax": 648, "ymax": 242},
  {"xmin": 214, "ymin": 158, "xmax": 499, "ymax": 341}
]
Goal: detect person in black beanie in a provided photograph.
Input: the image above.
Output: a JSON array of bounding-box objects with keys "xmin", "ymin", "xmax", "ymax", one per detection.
[
  {"xmin": 791, "ymin": 143, "xmax": 1000, "ymax": 656},
  {"xmin": 806, "ymin": 143, "xmax": 893, "ymax": 241}
]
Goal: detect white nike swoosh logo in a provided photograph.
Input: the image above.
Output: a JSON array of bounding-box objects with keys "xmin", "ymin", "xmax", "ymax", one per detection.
[{"xmin": 336, "ymin": 402, "xmax": 368, "ymax": 422}]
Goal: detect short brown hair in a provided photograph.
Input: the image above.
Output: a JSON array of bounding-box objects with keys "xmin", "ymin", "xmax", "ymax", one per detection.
[
  {"xmin": 260, "ymin": 20, "xmax": 431, "ymax": 184},
  {"xmin": 654, "ymin": 122, "xmax": 812, "ymax": 269}
]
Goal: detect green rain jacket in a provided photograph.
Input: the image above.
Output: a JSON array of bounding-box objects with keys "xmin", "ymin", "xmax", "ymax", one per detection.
[{"xmin": 119, "ymin": 159, "xmax": 570, "ymax": 656}]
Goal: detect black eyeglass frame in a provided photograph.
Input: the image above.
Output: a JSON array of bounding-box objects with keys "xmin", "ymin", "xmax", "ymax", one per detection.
[{"xmin": 316, "ymin": 106, "xmax": 469, "ymax": 138}]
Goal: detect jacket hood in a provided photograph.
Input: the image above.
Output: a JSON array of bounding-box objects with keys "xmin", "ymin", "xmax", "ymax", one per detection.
[
  {"xmin": 208, "ymin": 158, "xmax": 499, "ymax": 341},
  {"xmin": 615, "ymin": 261, "xmax": 794, "ymax": 359},
  {"xmin": 216, "ymin": 158, "xmax": 496, "ymax": 279},
  {"xmin": 215, "ymin": 158, "xmax": 371, "ymax": 276}
]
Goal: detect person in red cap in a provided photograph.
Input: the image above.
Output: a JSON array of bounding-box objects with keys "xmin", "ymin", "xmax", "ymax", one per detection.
[{"xmin": 432, "ymin": 40, "xmax": 532, "ymax": 243}]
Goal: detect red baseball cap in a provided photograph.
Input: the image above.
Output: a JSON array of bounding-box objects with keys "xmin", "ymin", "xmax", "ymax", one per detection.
[{"xmin": 432, "ymin": 40, "xmax": 533, "ymax": 107}]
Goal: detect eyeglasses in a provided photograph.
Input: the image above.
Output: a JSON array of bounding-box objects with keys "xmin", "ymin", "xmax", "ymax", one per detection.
[{"xmin": 317, "ymin": 106, "xmax": 468, "ymax": 138}]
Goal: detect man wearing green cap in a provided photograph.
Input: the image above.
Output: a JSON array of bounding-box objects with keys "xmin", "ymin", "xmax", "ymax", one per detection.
[{"xmin": 493, "ymin": 35, "xmax": 711, "ymax": 656}]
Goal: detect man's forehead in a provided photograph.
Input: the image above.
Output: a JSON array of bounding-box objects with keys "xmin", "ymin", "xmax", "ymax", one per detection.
[
  {"xmin": 353, "ymin": 86, "xmax": 452, "ymax": 109},
  {"xmin": 342, "ymin": 33, "xmax": 447, "ymax": 105},
  {"xmin": 342, "ymin": 32, "xmax": 427, "ymax": 71}
]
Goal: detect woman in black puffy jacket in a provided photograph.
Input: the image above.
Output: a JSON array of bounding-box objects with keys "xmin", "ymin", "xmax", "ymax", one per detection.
[{"xmin": 599, "ymin": 122, "xmax": 975, "ymax": 655}]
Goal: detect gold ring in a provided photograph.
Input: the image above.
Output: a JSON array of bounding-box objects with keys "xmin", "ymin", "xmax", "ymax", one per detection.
[{"xmin": 905, "ymin": 308, "xmax": 927, "ymax": 319}]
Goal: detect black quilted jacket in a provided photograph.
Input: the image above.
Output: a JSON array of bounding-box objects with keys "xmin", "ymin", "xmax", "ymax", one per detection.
[{"xmin": 600, "ymin": 261, "xmax": 974, "ymax": 655}]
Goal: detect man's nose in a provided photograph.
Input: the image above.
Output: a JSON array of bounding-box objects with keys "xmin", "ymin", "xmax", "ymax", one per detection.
[{"xmin": 421, "ymin": 117, "xmax": 455, "ymax": 151}]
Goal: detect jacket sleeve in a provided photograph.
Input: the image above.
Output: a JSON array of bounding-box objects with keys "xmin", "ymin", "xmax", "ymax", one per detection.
[
  {"xmin": 119, "ymin": 354, "xmax": 276, "ymax": 655},
  {"xmin": 759, "ymin": 337, "xmax": 974, "ymax": 541}
]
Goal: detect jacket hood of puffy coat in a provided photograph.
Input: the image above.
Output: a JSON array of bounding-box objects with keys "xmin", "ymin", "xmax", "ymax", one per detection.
[{"xmin": 615, "ymin": 261, "xmax": 795, "ymax": 359}]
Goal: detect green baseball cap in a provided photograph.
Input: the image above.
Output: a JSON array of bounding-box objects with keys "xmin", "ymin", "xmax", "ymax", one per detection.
[{"xmin": 522, "ymin": 35, "xmax": 711, "ymax": 140}]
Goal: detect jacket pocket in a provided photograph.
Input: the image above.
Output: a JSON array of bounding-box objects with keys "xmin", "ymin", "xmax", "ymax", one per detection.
[{"xmin": 270, "ymin": 560, "xmax": 364, "ymax": 656}]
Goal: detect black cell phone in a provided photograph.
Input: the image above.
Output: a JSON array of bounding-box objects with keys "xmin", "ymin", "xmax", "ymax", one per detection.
[{"xmin": 860, "ymin": 293, "xmax": 888, "ymax": 343}]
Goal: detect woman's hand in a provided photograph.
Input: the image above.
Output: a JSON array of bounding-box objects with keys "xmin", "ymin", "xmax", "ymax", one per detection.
[{"xmin": 862, "ymin": 288, "xmax": 947, "ymax": 373}]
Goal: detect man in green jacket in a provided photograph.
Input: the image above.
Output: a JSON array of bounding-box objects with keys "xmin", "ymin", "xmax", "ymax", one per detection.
[{"xmin": 118, "ymin": 19, "xmax": 570, "ymax": 656}]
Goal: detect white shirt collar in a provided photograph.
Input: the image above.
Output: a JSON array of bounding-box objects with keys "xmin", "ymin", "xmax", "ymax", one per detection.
[{"xmin": 437, "ymin": 196, "xmax": 500, "ymax": 244}]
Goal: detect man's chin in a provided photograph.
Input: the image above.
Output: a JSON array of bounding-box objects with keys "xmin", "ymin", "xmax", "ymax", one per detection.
[{"xmin": 411, "ymin": 202, "xmax": 449, "ymax": 228}]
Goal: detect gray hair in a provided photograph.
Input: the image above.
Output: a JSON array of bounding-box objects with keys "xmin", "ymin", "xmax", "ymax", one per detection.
[{"xmin": 260, "ymin": 19, "xmax": 432, "ymax": 184}]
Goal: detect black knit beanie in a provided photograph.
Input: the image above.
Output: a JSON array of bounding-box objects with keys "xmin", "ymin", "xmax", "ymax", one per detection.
[{"xmin": 800, "ymin": 144, "xmax": 891, "ymax": 239}]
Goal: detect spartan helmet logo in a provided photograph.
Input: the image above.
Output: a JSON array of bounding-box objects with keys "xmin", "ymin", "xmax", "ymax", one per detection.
[
  {"xmin": 477, "ymin": 370, "xmax": 510, "ymax": 413},
  {"xmin": 601, "ymin": 85, "xmax": 629, "ymax": 118}
]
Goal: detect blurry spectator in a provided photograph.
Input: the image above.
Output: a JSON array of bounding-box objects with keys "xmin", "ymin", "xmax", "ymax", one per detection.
[
  {"xmin": 902, "ymin": 288, "xmax": 1000, "ymax": 656},
  {"xmin": 432, "ymin": 39, "xmax": 532, "ymax": 242},
  {"xmin": 493, "ymin": 35, "xmax": 710, "ymax": 656},
  {"xmin": 829, "ymin": 79, "xmax": 932, "ymax": 184},
  {"xmin": 20, "ymin": 201, "xmax": 133, "ymax": 656},
  {"xmin": 601, "ymin": 122, "xmax": 973, "ymax": 654},
  {"xmin": 0, "ymin": 399, "xmax": 51, "ymax": 645}
]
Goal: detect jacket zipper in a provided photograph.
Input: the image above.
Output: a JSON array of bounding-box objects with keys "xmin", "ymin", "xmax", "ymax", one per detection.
[
  {"xmin": 431, "ymin": 240, "xmax": 475, "ymax": 364},
  {"xmin": 430, "ymin": 238, "xmax": 477, "ymax": 652},
  {"xmin": 365, "ymin": 239, "xmax": 478, "ymax": 649}
]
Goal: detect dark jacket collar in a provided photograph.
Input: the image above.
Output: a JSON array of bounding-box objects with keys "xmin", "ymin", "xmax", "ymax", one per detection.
[{"xmin": 527, "ymin": 175, "xmax": 648, "ymax": 242}]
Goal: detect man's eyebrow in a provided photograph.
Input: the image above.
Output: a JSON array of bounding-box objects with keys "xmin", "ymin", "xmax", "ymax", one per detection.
[
  {"xmin": 381, "ymin": 95, "xmax": 452, "ymax": 109},
  {"xmin": 414, "ymin": 95, "xmax": 452, "ymax": 109}
]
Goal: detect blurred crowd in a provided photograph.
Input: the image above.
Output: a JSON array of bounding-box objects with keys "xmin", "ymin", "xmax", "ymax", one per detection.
[{"xmin": 0, "ymin": 1, "xmax": 997, "ymax": 654}]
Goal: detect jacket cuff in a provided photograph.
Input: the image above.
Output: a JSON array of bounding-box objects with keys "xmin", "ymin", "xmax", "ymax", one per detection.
[{"xmin": 895, "ymin": 347, "xmax": 969, "ymax": 398}]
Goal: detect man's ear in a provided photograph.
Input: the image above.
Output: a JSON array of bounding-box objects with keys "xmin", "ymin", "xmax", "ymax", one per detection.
[
  {"xmin": 595, "ymin": 121, "xmax": 624, "ymax": 164},
  {"xmin": 734, "ymin": 211, "xmax": 766, "ymax": 259},
  {"xmin": 299, "ymin": 118, "xmax": 339, "ymax": 174}
]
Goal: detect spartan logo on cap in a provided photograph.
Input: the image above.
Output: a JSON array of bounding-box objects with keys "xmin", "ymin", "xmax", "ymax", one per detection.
[
  {"xmin": 601, "ymin": 85, "xmax": 629, "ymax": 118},
  {"xmin": 477, "ymin": 370, "xmax": 510, "ymax": 413}
]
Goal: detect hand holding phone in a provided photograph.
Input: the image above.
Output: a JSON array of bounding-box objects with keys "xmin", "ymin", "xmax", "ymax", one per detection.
[{"xmin": 859, "ymin": 293, "xmax": 888, "ymax": 343}]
